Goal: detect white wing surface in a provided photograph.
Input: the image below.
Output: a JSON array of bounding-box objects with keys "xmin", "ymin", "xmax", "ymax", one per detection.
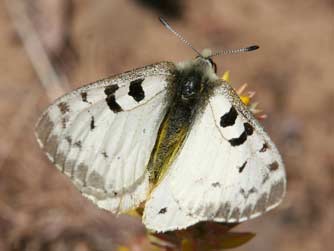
[
  {"xmin": 144, "ymin": 82, "xmax": 286, "ymax": 232},
  {"xmin": 35, "ymin": 62, "xmax": 175, "ymax": 213}
]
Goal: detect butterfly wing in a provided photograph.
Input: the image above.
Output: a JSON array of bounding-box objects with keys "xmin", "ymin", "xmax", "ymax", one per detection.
[
  {"xmin": 35, "ymin": 62, "xmax": 175, "ymax": 213},
  {"xmin": 143, "ymin": 81, "xmax": 286, "ymax": 232}
]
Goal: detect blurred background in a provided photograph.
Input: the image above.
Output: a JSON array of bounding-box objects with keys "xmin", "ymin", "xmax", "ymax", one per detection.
[{"xmin": 0, "ymin": 0, "xmax": 332, "ymax": 250}]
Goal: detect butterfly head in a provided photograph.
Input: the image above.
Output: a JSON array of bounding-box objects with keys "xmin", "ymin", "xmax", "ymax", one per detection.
[
  {"xmin": 177, "ymin": 56, "xmax": 217, "ymax": 102},
  {"xmin": 196, "ymin": 48, "xmax": 218, "ymax": 73}
]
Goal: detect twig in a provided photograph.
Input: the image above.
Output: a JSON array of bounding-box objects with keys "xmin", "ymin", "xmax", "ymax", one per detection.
[
  {"xmin": 4, "ymin": 0, "xmax": 70, "ymax": 100},
  {"xmin": 1, "ymin": 0, "xmax": 72, "ymax": 170},
  {"xmin": 0, "ymin": 91, "xmax": 38, "ymax": 170}
]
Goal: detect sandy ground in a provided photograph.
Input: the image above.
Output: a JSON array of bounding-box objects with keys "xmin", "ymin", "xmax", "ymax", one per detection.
[{"xmin": 0, "ymin": 0, "xmax": 333, "ymax": 250}]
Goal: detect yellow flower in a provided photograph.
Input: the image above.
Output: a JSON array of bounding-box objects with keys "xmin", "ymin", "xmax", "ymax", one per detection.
[{"xmin": 221, "ymin": 72, "xmax": 267, "ymax": 120}]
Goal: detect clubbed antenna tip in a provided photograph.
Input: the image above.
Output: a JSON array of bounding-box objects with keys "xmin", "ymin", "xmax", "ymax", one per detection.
[
  {"xmin": 211, "ymin": 44, "xmax": 260, "ymax": 57},
  {"xmin": 246, "ymin": 45, "xmax": 260, "ymax": 51}
]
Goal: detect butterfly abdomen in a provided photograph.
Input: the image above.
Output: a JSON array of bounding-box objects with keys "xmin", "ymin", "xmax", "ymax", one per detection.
[
  {"xmin": 147, "ymin": 65, "xmax": 215, "ymax": 184},
  {"xmin": 147, "ymin": 101, "xmax": 193, "ymax": 184}
]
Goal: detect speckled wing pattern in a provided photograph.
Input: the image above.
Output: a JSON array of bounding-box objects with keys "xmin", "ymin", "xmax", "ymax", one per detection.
[
  {"xmin": 143, "ymin": 81, "xmax": 286, "ymax": 232},
  {"xmin": 35, "ymin": 62, "xmax": 175, "ymax": 213}
]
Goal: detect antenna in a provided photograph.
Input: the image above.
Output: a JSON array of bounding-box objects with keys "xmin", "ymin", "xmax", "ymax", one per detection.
[
  {"xmin": 159, "ymin": 17, "xmax": 202, "ymax": 57},
  {"xmin": 211, "ymin": 45, "xmax": 259, "ymax": 57},
  {"xmin": 159, "ymin": 17, "xmax": 260, "ymax": 59}
]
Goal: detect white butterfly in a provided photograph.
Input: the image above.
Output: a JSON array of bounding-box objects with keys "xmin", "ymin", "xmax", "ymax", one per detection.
[{"xmin": 35, "ymin": 18, "xmax": 286, "ymax": 233}]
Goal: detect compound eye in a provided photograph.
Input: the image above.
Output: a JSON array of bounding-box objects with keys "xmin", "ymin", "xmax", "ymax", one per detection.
[{"xmin": 182, "ymin": 80, "xmax": 195, "ymax": 97}]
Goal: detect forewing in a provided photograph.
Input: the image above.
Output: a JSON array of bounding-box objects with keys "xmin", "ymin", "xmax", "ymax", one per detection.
[
  {"xmin": 35, "ymin": 62, "xmax": 175, "ymax": 213},
  {"xmin": 144, "ymin": 81, "xmax": 286, "ymax": 232}
]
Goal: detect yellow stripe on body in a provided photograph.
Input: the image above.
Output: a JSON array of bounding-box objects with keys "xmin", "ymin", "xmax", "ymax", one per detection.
[{"xmin": 147, "ymin": 107, "xmax": 189, "ymax": 189}]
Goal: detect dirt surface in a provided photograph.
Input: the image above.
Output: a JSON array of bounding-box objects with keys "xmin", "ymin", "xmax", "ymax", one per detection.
[{"xmin": 0, "ymin": 0, "xmax": 333, "ymax": 250}]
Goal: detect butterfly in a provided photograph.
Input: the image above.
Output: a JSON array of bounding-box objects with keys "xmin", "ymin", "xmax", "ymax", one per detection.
[{"xmin": 35, "ymin": 17, "xmax": 286, "ymax": 232}]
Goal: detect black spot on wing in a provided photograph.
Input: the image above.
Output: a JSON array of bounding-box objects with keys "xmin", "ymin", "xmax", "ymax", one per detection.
[
  {"xmin": 90, "ymin": 116, "xmax": 95, "ymax": 130},
  {"xmin": 229, "ymin": 131, "xmax": 247, "ymax": 146},
  {"xmin": 128, "ymin": 78, "xmax": 145, "ymax": 102},
  {"xmin": 61, "ymin": 117, "xmax": 68, "ymax": 128},
  {"xmin": 228, "ymin": 123, "xmax": 254, "ymax": 146},
  {"xmin": 238, "ymin": 161, "xmax": 247, "ymax": 173},
  {"xmin": 74, "ymin": 140, "xmax": 82, "ymax": 148},
  {"xmin": 58, "ymin": 102, "xmax": 70, "ymax": 114},
  {"xmin": 211, "ymin": 182, "xmax": 221, "ymax": 188},
  {"xmin": 244, "ymin": 122, "xmax": 254, "ymax": 135},
  {"xmin": 268, "ymin": 161, "xmax": 279, "ymax": 171},
  {"xmin": 104, "ymin": 84, "xmax": 123, "ymax": 113},
  {"xmin": 104, "ymin": 84, "xmax": 119, "ymax": 95},
  {"xmin": 220, "ymin": 106, "xmax": 238, "ymax": 127},
  {"xmin": 240, "ymin": 187, "xmax": 258, "ymax": 199},
  {"xmin": 158, "ymin": 207, "xmax": 167, "ymax": 214},
  {"xmin": 260, "ymin": 142, "xmax": 269, "ymax": 152},
  {"xmin": 106, "ymin": 96, "xmax": 123, "ymax": 112},
  {"xmin": 65, "ymin": 136, "xmax": 72, "ymax": 144},
  {"xmin": 81, "ymin": 91, "xmax": 88, "ymax": 102}
]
